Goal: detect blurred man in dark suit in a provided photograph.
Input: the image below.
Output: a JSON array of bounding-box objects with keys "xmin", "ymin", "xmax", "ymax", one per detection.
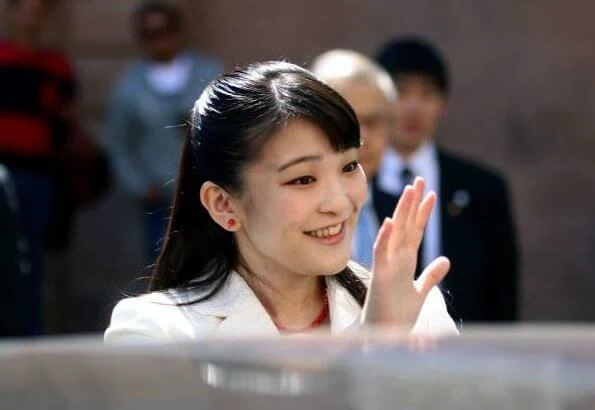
[{"xmin": 375, "ymin": 37, "xmax": 519, "ymax": 323}]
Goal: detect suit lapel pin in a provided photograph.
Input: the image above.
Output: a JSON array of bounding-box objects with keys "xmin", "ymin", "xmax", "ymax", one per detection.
[{"xmin": 448, "ymin": 189, "xmax": 470, "ymax": 216}]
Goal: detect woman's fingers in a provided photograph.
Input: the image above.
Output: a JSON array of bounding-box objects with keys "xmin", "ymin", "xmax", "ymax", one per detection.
[
  {"xmin": 410, "ymin": 191, "xmax": 436, "ymax": 246},
  {"xmin": 406, "ymin": 177, "xmax": 425, "ymax": 227},
  {"xmin": 388, "ymin": 185, "xmax": 414, "ymax": 250},
  {"xmin": 415, "ymin": 191, "xmax": 436, "ymax": 229},
  {"xmin": 415, "ymin": 256, "xmax": 451, "ymax": 298},
  {"xmin": 386, "ymin": 177, "xmax": 436, "ymax": 259},
  {"xmin": 373, "ymin": 218, "xmax": 393, "ymax": 266},
  {"xmin": 405, "ymin": 178, "xmax": 426, "ymax": 247},
  {"xmin": 391, "ymin": 186, "xmax": 413, "ymax": 226},
  {"xmin": 367, "ymin": 176, "xmax": 451, "ymax": 329}
]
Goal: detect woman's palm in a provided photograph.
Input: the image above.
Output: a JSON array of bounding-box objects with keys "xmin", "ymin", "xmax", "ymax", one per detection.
[{"xmin": 362, "ymin": 178, "xmax": 451, "ymax": 329}]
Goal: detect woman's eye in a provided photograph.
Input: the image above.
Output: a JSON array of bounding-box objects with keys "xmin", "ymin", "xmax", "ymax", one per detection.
[
  {"xmin": 288, "ymin": 176, "xmax": 316, "ymax": 185},
  {"xmin": 343, "ymin": 161, "xmax": 359, "ymax": 173}
]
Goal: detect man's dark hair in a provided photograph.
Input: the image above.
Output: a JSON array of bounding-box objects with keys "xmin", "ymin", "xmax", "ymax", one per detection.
[
  {"xmin": 376, "ymin": 37, "xmax": 450, "ymax": 94},
  {"xmin": 132, "ymin": 0, "xmax": 183, "ymax": 37}
]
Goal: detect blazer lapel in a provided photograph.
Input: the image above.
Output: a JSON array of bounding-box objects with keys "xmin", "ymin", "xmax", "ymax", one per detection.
[
  {"xmin": 438, "ymin": 150, "xmax": 456, "ymax": 259},
  {"xmin": 185, "ymin": 272, "xmax": 280, "ymax": 337},
  {"xmin": 185, "ymin": 271, "xmax": 363, "ymax": 337},
  {"xmin": 437, "ymin": 149, "xmax": 475, "ymax": 300},
  {"xmin": 216, "ymin": 308, "xmax": 280, "ymax": 337},
  {"xmin": 325, "ymin": 275, "xmax": 362, "ymax": 334}
]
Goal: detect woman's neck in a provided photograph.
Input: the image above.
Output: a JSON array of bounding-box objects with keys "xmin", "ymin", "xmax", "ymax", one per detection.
[{"xmin": 237, "ymin": 258, "xmax": 327, "ymax": 331}]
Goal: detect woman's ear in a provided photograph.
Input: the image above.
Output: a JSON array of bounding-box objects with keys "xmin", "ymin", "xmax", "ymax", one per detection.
[{"xmin": 199, "ymin": 182, "xmax": 241, "ymax": 232}]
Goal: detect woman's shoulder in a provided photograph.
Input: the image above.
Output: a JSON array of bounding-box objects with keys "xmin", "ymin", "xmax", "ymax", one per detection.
[
  {"xmin": 104, "ymin": 290, "xmax": 220, "ymax": 344},
  {"xmin": 108, "ymin": 291, "xmax": 179, "ymax": 317}
]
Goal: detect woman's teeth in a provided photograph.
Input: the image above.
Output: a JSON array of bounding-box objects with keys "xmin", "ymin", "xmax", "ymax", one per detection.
[{"xmin": 307, "ymin": 223, "xmax": 342, "ymax": 238}]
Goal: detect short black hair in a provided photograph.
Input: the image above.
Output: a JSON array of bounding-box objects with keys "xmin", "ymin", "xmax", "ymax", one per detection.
[
  {"xmin": 376, "ymin": 37, "xmax": 450, "ymax": 94},
  {"xmin": 132, "ymin": 0, "xmax": 183, "ymax": 37}
]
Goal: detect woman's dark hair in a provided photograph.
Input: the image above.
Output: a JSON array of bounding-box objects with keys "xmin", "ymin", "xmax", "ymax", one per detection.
[
  {"xmin": 376, "ymin": 36, "xmax": 450, "ymax": 95},
  {"xmin": 149, "ymin": 61, "xmax": 367, "ymax": 306}
]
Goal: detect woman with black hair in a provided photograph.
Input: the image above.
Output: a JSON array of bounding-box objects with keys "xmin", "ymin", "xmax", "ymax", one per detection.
[{"xmin": 105, "ymin": 61, "xmax": 457, "ymax": 341}]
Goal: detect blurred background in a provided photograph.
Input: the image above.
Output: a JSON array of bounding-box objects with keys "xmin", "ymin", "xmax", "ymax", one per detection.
[{"xmin": 1, "ymin": 0, "xmax": 594, "ymax": 336}]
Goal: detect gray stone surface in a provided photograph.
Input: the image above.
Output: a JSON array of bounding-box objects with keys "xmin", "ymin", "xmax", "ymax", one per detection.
[{"xmin": 1, "ymin": 327, "xmax": 595, "ymax": 409}]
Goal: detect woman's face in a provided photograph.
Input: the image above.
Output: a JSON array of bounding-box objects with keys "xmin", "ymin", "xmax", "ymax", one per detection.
[{"xmin": 233, "ymin": 119, "xmax": 367, "ymax": 278}]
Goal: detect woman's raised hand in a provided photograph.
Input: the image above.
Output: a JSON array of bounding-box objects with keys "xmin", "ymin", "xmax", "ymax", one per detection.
[{"xmin": 362, "ymin": 177, "xmax": 451, "ymax": 329}]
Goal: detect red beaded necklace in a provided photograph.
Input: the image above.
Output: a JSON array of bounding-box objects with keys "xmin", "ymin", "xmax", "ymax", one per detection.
[{"xmin": 275, "ymin": 291, "xmax": 329, "ymax": 333}]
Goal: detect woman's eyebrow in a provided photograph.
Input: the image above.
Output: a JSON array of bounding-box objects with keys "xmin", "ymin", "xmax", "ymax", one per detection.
[{"xmin": 276, "ymin": 155, "xmax": 322, "ymax": 172}]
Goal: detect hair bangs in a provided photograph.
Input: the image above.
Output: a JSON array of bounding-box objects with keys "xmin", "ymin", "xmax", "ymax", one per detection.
[{"xmin": 269, "ymin": 72, "xmax": 361, "ymax": 153}]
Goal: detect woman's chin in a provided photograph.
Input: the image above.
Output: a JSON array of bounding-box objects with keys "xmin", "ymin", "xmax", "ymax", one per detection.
[{"xmin": 316, "ymin": 255, "xmax": 351, "ymax": 276}]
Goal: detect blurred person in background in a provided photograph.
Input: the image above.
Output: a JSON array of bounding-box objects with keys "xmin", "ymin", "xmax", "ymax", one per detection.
[
  {"xmin": 0, "ymin": 165, "xmax": 30, "ymax": 336},
  {"xmin": 0, "ymin": 0, "xmax": 76, "ymax": 335},
  {"xmin": 105, "ymin": 62, "xmax": 458, "ymax": 342},
  {"xmin": 376, "ymin": 36, "xmax": 519, "ymax": 323},
  {"xmin": 311, "ymin": 50, "xmax": 395, "ymax": 270},
  {"xmin": 106, "ymin": 0, "xmax": 222, "ymax": 263}
]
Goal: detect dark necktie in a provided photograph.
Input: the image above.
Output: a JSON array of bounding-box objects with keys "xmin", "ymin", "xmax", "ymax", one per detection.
[
  {"xmin": 399, "ymin": 166, "xmax": 425, "ymax": 277},
  {"xmin": 400, "ymin": 166, "xmax": 414, "ymax": 187}
]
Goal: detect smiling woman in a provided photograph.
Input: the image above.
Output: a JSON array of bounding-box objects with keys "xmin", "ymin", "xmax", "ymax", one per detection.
[
  {"xmin": 232, "ymin": 119, "xmax": 366, "ymax": 280},
  {"xmin": 104, "ymin": 61, "xmax": 458, "ymax": 342}
]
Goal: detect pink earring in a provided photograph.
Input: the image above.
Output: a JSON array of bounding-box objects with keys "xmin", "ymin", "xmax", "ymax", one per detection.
[{"xmin": 227, "ymin": 218, "xmax": 236, "ymax": 228}]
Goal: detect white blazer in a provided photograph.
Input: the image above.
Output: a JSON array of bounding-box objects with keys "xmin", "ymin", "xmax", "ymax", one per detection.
[{"xmin": 105, "ymin": 265, "xmax": 458, "ymax": 343}]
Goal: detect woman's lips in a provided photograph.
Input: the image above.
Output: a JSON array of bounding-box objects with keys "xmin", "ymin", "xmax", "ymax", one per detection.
[{"xmin": 304, "ymin": 222, "xmax": 346, "ymax": 245}]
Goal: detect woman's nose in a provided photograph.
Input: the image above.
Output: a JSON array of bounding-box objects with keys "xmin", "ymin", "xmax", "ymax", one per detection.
[{"xmin": 318, "ymin": 179, "xmax": 353, "ymax": 216}]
